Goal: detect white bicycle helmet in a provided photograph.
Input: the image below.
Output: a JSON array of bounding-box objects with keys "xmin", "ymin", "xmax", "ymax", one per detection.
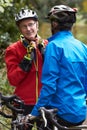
[
  {"xmin": 49, "ymin": 5, "xmax": 76, "ymax": 14},
  {"xmin": 15, "ymin": 8, "xmax": 38, "ymax": 22}
]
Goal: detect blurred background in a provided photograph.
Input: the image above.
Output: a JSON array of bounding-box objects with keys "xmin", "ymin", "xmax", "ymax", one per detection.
[
  {"xmin": 0, "ymin": 0, "xmax": 87, "ymax": 94},
  {"xmin": 0, "ymin": 0, "xmax": 87, "ymax": 129}
]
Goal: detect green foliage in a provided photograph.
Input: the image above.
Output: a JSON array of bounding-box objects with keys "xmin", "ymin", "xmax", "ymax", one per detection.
[
  {"xmin": 74, "ymin": 25, "xmax": 87, "ymax": 44},
  {"xmin": 0, "ymin": 68, "xmax": 14, "ymax": 95},
  {"xmin": 0, "ymin": 0, "xmax": 87, "ymax": 48},
  {"xmin": 0, "ymin": 0, "xmax": 87, "ymax": 95},
  {"xmin": 0, "ymin": 115, "xmax": 11, "ymax": 130}
]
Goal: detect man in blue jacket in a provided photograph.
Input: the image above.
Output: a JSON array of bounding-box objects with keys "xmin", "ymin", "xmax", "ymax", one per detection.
[{"xmin": 25, "ymin": 5, "xmax": 87, "ymax": 130}]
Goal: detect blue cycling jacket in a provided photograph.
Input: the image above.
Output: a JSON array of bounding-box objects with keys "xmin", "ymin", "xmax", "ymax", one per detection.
[{"xmin": 31, "ymin": 31, "xmax": 87, "ymax": 123}]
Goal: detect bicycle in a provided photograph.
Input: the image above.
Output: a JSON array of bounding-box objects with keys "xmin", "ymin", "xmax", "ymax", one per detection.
[
  {"xmin": 0, "ymin": 92, "xmax": 25, "ymax": 130},
  {"xmin": 0, "ymin": 92, "xmax": 42, "ymax": 130},
  {"xmin": 0, "ymin": 93, "xmax": 87, "ymax": 130},
  {"xmin": 39, "ymin": 107, "xmax": 87, "ymax": 130}
]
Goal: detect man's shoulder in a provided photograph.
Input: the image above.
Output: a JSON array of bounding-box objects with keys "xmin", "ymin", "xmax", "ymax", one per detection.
[{"xmin": 6, "ymin": 40, "xmax": 22, "ymax": 50}]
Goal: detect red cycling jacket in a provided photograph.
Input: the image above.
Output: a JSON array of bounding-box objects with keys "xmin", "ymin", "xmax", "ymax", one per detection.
[{"xmin": 5, "ymin": 39, "xmax": 48, "ymax": 105}]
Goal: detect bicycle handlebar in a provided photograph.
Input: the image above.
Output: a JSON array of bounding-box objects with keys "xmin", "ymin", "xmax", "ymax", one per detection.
[
  {"xmin": 39, "ymin": 107, "xmax": 87, "ymax": 130},
  {"xmin": 0, "ymin": 93, "xmax": 87, "ymax": 130},
  {"xmin": 0, "ymin": 93, "xmax": 24, "ymax": 118}
]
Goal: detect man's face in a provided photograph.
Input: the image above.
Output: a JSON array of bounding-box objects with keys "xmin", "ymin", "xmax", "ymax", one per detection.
[{"xmin": 18, "ymin": 19, "xmax": 38, "ymax": 41}]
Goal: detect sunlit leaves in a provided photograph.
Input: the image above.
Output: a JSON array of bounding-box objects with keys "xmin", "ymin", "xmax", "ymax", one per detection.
[
  {"xmin": 0, "ymin": 6, "xmax": 4, "ymax": 12},
  {"xmin": 0, "ymin": 0, "xmax": 13, "ymax": 8},
  {"xmin": 82, "ymin": 0, "xmax": 87, "ymax": 12},
  {"xmin": 0, "ymin": 0, "xmax": 13, "ymax": 13}
]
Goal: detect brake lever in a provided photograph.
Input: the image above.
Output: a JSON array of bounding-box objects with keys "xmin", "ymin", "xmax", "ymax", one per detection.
[{"xmin": 40, "ymin": 109, "xmax": 47, "ymax": 127}]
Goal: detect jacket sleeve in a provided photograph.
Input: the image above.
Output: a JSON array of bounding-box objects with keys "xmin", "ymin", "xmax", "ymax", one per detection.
[{"xmin": 5, "ymin": 46, "xmax": 28, "ymax": 86}]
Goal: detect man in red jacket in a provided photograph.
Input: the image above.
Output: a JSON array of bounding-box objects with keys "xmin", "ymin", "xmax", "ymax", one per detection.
[{"xmin": 5, "ymin": 8, "xmax": 48, "ymax": 128}]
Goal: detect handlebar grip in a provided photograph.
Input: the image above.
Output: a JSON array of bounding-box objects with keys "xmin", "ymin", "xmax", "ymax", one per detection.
[
  {"xmin": 6, "ymin": 103, "xmax": 24, "ymax": 113},
  {"xmin": 0, "ymin": 93, "xmax": 24, "ymax": 113},
  {"xmin": 39, "ymin": 107, "xmax": 58, "ymax": 115},
  {"xmin": 0, "ymin": 93, "xmax": 17, "ymax": 102}
]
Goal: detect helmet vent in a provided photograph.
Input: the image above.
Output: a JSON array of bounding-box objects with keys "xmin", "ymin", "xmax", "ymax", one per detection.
[{"xmin": 15, "ymin": 8, "xmax": 38, "ymax": 22}]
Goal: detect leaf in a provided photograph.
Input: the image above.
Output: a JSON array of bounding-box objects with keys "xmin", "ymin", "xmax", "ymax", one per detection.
[{"xmin": 0, "ymin": 6, "xmax": 4, "ymax": 13}]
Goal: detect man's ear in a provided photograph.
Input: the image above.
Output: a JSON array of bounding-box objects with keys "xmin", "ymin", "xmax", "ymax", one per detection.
[
  {"xmin": 36, "ymin": 21, "xmax": 39, "ymax": 31},
  {"xmin": 52, "ymin": 21, "xmax": 58, "ymax": 28}
]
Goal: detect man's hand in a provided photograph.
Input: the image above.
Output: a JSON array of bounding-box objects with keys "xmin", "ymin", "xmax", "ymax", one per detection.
[
  {"xmin": 19, "ymin": 57, "xmax": 32, "ymax": 72},
  {"xmin": 25, "ymin": 114, "xmax": 37, "ymax": 122}
]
